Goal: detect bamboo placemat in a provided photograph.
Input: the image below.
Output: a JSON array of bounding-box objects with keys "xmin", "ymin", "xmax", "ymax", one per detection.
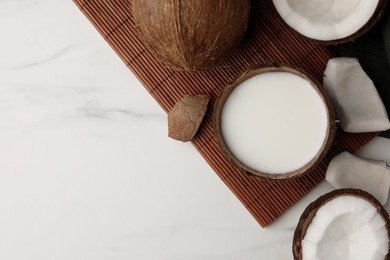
[{"xmin": 73, "ymin": 0, "xmax": 378, "ymax": 227}]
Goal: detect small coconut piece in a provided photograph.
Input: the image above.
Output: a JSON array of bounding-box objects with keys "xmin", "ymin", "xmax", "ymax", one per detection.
[
  {"xmin": 356, "ymin": 137, "xmax": 390, "ymax": 166},
  {"xmin": 293, "ymin": 189, "xmax": 390, "ymax": 260},
  {"xmin": 132, "ymin": 0, "xmax": 250, "ymax": 71},
  {"xmin": 168, "ymin": 94, "xmax": 210, "ymax": 142},
  {"xmin": 273, "ymin": 0, "xmax": 386, "ymax": 44},
  {"xmin": 324, "ymin": 57, "xmax": 390, "ymax": 133},
  {"xmin": 326, "ymin": 151, "xmax": 390, "ymax": 205}
]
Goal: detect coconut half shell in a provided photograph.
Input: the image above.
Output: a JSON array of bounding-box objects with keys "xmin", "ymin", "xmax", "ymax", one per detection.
[
  {"xmin": 213, "ymin": 63, "xmax": 336, "ymax": 180},
  {"xmin": 273, "ymin": 0, "xmax": 388, "ymax": 44},
  {"xmin": 132, "ymin": 0, "xmax": 250, "ymax": 71},
  {"xmin": 293, "ymin": 189, "xmax": 390, "ymax": 260}
]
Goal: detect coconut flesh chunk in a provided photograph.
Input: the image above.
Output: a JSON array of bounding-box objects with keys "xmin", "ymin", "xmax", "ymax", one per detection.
[
  {"xmin": 273, "ymin": 0, "xmax": 379, "ymax": 41},
  {"xmin": 301, "ymin": 194, "xmax": 389, "ymax": 260},
  {"xmin": 326, "ymin": 152, "xmax": 390, "ymax": 205},
  {"xmin": 323, "ymin": 58, "xmax": 390, "ymax": 133}
]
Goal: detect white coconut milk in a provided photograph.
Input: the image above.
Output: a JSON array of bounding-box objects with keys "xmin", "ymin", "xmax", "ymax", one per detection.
[{"xmin": 221, "ymin": 71, "xmax": 329, "ymax": 174}]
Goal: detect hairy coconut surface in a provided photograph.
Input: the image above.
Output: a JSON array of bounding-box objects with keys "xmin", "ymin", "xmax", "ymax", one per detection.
[
  {"xmin": 213, "ymin": 63, "xmax": 336, "ymax": 180},
  {"xmin": 132, "ymin": 0, "xmax": 250, "ymax": 71},
  {"xmin": 273, "ymin": 0, "xmax": 387, "ymax": 44},
  {"xmin": 293, "ymin": 189, "xmax": 390, "ymax": 260}
]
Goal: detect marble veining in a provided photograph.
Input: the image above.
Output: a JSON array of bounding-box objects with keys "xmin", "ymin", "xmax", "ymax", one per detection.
[{"xmin": 0, "ymin": 0, "xmax": 389, "ymax": 259}]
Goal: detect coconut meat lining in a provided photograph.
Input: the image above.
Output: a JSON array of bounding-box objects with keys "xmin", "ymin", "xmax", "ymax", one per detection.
[
  {"xmin": 273, "ymin": 0, "xmax": 379, "ymax": 41},
  {"xmin": 302, "ymin": 195, "xmax": 388, "ymax": 260}
]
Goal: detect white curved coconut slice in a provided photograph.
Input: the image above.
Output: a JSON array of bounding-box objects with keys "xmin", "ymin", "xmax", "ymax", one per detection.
[
  {"xmin": 273, "ymin": 0, "xmax": 379, "ymax": 41},
  {"xmin": 323, "ymin": 58, "xmax": 390, "ymax": 133},
  {"xmin": 326, "ymin": 152, "xmax": 390, "ymax": 205},
  {"xmin": 302, "ymin": 194, "xmax": 389, "ymax": 260},
  {"xmin": 356, "ymin": 137, "xmax": 390, "ymax": 165}
]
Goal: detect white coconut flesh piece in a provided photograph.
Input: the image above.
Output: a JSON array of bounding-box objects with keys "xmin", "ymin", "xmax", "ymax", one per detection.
[
  {"xmin": 273, "ymin": 0, "xmax": 380, "ymax": 41},
  {"xmin": 302, "ymin": 195, "xmax": 389, "ymax": 260},
  {"xmin": 323, "ymin": 57, "xmax": 390, "ymax": 133},
  {"xmin": 326, "ymin": 152, "xmax": 390, "ymax": 205}
]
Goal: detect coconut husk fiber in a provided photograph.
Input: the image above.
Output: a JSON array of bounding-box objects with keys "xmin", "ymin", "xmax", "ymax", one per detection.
[
  {"xmin": 73, "ymin": 0, "xmax": 378, "ymax": 227},
  {"xmin": 132, "ymin": 0, "xmax": 250, "ymax": 71}
]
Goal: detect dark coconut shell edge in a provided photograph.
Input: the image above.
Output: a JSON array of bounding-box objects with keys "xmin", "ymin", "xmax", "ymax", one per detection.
[
  {"xmin": 213, "ymin": 62, "xmax": 336, "ymax": 181},
  {"xmin": 293, "ymin": 188, "xmax": 390, "ymax": 260},
  {"xmin": 272, "ymin": 0, "xmax": 388, "ymax": 45}
]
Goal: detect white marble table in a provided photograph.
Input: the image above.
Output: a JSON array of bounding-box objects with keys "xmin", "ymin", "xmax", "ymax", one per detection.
[{"xmin": 1, "ymin": 1, "xmax": 390, "ymax": 259}]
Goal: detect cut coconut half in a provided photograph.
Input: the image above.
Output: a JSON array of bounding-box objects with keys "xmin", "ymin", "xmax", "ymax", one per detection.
[
  {"xmin": 293, "ymin": 189, "xmax": 390, "ymax": 260},
  {"xmin": 273, "ymin": 0, "xmax": 386, "ymax": 43}
]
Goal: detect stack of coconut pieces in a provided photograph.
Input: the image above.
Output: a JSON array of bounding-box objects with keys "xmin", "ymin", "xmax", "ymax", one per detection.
[
  {"xmin": 321, "ymin": 57, "xmax": 390, "ymax": 204},
  {"xmin": 292, "ymin": 58, "xmax": 390, "ymax": 260},
  {"xmin": 270, "ymin": 0, "xmax": 390, "ymax": 258}
]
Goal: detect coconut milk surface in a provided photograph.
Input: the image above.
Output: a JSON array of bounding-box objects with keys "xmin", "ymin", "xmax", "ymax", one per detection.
[{"xmin": 221, "ymin": 71, "xmax": 328, "ymax": 174}]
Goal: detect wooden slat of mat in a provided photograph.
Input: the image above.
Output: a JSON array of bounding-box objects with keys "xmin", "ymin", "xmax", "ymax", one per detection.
[{"xmin": 73, "ymin": 0, "xmax": 378, "ymax": 227}]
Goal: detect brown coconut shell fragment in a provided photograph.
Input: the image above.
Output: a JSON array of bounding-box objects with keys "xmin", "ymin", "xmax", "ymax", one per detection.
[
  {"xmin": 293, "ymin": 188, "xmax": 390, "ymax": 260},
  {"xmin": 168, "ymin": 94, "xmax": 210, "ymax": 142}
]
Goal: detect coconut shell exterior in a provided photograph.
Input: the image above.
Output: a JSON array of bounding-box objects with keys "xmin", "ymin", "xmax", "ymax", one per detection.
[
  {"xmin": 213, "ymin": 63, "xmax": 336, "ymax": 180},
  {"xmin": 273, "ymin": 0, "xmax": 388, "ymax": 45},
  {"xmin": 132, "ymin": 0, "xmax": 250, "ymax": 71},
  {"xmin": 168, "ymin": 94, "xmax": 210, "ymax": 142},
  {"xmin": 293, "ymin": 189, "xmax": 390, "ymax": 260}
]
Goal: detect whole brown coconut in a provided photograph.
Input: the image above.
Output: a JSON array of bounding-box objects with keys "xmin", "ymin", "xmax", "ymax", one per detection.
[{"xmin": 132, "ymin": 0, "xmax": 251, "ymax": 71}]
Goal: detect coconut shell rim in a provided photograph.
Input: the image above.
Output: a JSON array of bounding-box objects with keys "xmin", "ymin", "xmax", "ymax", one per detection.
[
  {"xmin": 272, "ymin": 0, "xmax": 388, "ymax": 45},
  {"xmin": 213, "ymin": 62, "xmax": 336, "ymax": 181},
  {"xmin": 292, "ymin": 188, "xmax": 390, "ymax": 260}
]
